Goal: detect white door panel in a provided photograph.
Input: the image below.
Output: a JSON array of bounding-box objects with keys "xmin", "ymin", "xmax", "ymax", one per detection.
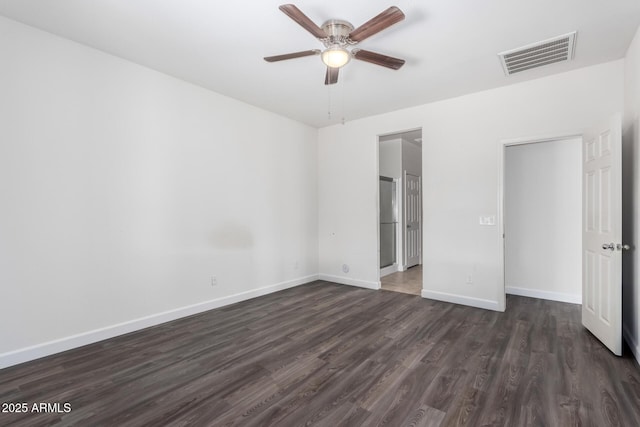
[
  {"xmin": 582, "ymin": 113, "xmax": 622, "ymax": 356},
  {"xmin": 405, "ymin": 173, "xmax": 421, "ymax": 268}
]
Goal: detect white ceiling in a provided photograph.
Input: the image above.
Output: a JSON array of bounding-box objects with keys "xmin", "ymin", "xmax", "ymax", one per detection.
[{"xmin": 1, "ymin": 0, "xmax": 639, "ymax": 128}]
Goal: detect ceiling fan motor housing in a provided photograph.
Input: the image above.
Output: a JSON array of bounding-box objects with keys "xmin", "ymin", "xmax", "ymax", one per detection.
[{"xmin": 321, "ymin": 20, "xmax": 355, "ymax": 47}]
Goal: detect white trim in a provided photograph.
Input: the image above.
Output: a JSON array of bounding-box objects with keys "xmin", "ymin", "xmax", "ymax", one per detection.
[
  {"xmin": 376, "ymin": 135, "xmax": 381, "ymax": 279},
  {"xmin": 378, "ymin": 127, "xmax": 423, "ymax": 139},
  {"xmin": 0, "ymin": 275, "xmax": 318, "ymax": 370},
  {"xmin": 421, "ymin": 289, "xmax": 501, "ymax": 311},
  {"xmin": 403, "ymin": 169, "xmax": 407, "ymax": 267},
  {"xmin": 501, "ymin": 132, "xmax": 583, "ymax": 146},
  {"xmin": 396, "ymin": 175, "xmax": 403, "ymax": 271},
  {"xmin": 497, "ymin": 140, "xmax": 507, "ymax": 312},
  {"xmin": 623, "ymin": 324, "xmax": 640, "ymax": 367},
  {"xmin": 380, "ymin": 264, "xmax": 399, "ymax": 277},
  {"xmin": 505, "ymin": 286, "xmax": 581, "ymax": 304},
  {"xmin": 318, "ymin": 274, "xmax": 381, "ymax": 290}
]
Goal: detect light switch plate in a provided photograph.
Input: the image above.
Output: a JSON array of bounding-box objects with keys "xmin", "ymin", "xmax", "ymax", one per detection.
[{"xmin": 479, "ymin": 215, "xmax": 496, "ymax": 226}]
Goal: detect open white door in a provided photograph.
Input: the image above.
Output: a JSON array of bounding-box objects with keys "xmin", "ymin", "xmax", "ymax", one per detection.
[
  {"xmin": 405, "ymin": 173, "xmax": 421, "ymax": 268},
  {"xmin": 582, "ymin": 113, "xmax": 624, "ymax": 355}
]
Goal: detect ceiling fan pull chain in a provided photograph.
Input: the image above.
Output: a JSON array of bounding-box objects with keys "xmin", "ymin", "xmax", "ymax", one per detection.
[
  {"xmin": 327, "ymin": 84, "xmax": 332, "ymax": 120},
  {"xmin": 340, "ymin": 71, "xmax": 346, "ymax": 124}
]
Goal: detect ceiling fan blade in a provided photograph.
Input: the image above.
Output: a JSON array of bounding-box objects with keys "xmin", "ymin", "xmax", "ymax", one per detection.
[
  {"xmin": 264, "ymin": 50, "xmax": 320, "ymax": 62},
  {"xmin": 279, "ymin": 4, "xmax": 326, "ymax": 39},
  {"xmin": 348, "ymin": 6, "xmax": 405, "ymax": 43},
  {"xmin": 352, "ymin": 49, "xmax": 405, "ymax": 70},
  {"xmin": 325, "ymin": 67, "xmax": 339, "ymax": 85}
]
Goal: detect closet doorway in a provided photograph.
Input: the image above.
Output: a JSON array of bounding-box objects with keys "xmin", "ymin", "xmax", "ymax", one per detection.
[{"xmin": 503, "ymin": 136, "xmax": 582, "ymax": 303}]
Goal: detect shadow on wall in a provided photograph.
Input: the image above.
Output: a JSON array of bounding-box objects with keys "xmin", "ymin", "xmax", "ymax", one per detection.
[{"xmin": 622, "ymin": 118, "xmax": 637, "ymax": 335}]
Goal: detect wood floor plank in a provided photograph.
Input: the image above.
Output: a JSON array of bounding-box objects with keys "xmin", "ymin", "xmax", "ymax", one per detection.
[
  {"xmin": 368, "ymin": 360, "xmax": 439, "ymax": 426},
  {"xmin": 1, "ymin": 282, "xmax": 639, "ymax": 426},
  {"xmin": 407, "ymin": 404, "xmax": 447, "ymax": 427}
]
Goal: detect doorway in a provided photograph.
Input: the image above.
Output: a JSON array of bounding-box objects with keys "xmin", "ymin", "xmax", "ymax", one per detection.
[
  {"xmin": 378, "ymin": 128, "xmax": 423, "ymax": 295},
  {"xmin": 502, "ymin": 136, "xmax": 582, "ymax": 304}
]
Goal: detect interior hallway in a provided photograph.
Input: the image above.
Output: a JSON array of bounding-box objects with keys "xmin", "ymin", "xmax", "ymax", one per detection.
[{"xmin": 381, "ymin": 265, "xmax": 422, "ymax": 295}]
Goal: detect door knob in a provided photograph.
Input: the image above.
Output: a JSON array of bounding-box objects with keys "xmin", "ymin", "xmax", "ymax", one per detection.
[
  {"xmin": 617, "ymin": 244, "xmax": 631, "ymax": 251},
  {"xmin": 602, "ymin": 243, "xmax": 615, "ymax": 251}
]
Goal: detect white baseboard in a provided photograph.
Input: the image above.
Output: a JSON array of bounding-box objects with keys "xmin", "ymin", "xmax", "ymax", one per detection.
[
  {"xmin": 421, "ymin": 289, "xmax": 501, "ymax": 311},
  {"xmin": 0, "ymin": 274, "xmax": 318, "ymax": 370},
  {"xmin": 623, "ymin": 324, "xmax": 640, "ymax": 367},
  {"xmin": 318, "ymin": 274, "xmax": 380, "ymax": 290},
  {"xmin": 506, "ymin": 286, "xmax": 581, "ymax": 304},
  {"xmin": 380, "ymin": 264, "xmax": 398, "ymax": 278}
]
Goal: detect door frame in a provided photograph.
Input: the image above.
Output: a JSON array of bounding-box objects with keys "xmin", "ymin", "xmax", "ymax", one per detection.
[
  {"xmin": 498, "ymin": 131, "xmax": 583, "ymax": 311},
  {"xmin": 377, "ymin": 127, "xmax": 423, "ymax": 284}
]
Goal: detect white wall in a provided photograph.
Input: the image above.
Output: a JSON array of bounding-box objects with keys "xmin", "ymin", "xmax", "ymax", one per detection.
[
  {"xmin": 402, "ymin": 140, "xmax": 422, "ymax": 177},
  {"xmin": 623, "ymin": 25, "xmax": 640, "ymax": 364},
  {"xmin": 379, "ymin": 139, "xmax": 402, "ymax": 179},
  {"xmin": 379, "ymin": 137, "xmax": 422, "ymax": 180},
  {"xmin": 0, "ymin": 17, "xmax": 318, "ymax": 367},
  {"xmin": 504, "ymin": 138, "xmax": 582, "ymax": 303},
  {"xmin": 318, "ymin": 60, "xmax": 624, "ymax": 309}
]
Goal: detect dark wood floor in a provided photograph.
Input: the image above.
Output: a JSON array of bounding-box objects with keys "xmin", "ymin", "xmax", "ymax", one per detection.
[{"xmin": 1, "ymin": 281, "xmax": 639, "ymax": 426}]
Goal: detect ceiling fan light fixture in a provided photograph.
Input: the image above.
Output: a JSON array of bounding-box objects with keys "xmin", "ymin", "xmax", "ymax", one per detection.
[{"xmin": 321, "ymin": 47, "xmax": 350, "ymax": 68}]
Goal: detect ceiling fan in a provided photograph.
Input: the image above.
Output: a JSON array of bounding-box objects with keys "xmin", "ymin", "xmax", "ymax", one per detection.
[{"xmin": 264, "ymin": 4, "xmax": 406, "ymax": 85}]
